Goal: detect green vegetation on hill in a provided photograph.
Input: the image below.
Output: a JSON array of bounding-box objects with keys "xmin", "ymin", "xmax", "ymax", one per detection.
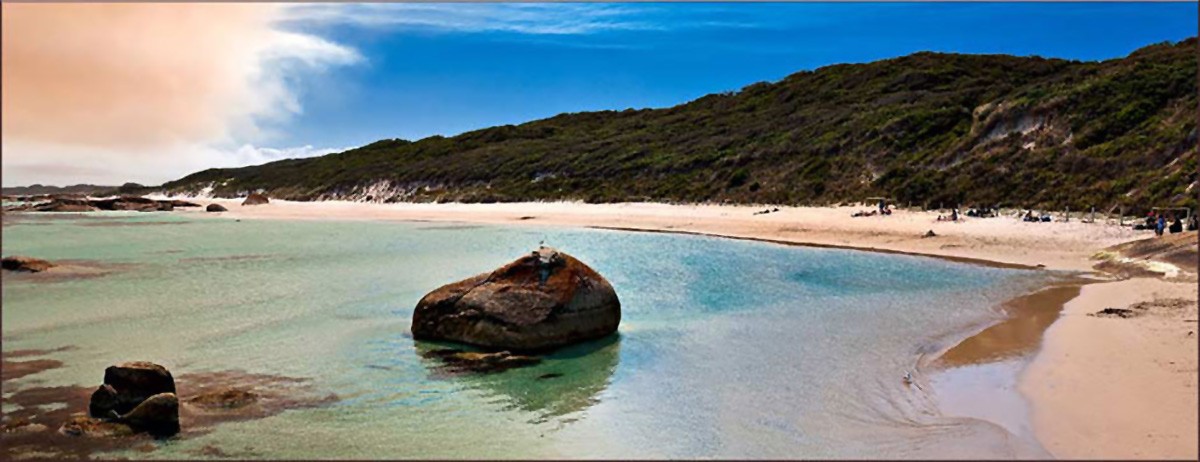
[{"xmin": 164, "ymin": 38, "xmax": 1197, "ymax": 213}]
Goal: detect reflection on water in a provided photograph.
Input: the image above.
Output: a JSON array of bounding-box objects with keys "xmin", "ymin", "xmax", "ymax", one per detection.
[{"xmin": 415, "ymin": 335, "xmax": 620, "ymax": 422}]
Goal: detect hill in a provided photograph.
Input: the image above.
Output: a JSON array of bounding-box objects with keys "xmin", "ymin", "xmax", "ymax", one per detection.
[{"xmin": 163, "ymin": 38, "xmax": 1197, "ymax": 213}]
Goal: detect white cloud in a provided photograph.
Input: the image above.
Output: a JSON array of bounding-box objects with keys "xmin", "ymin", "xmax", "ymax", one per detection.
[{"xmin": 279, "ymin": 3, "xmax": 664, "ymax": 35}]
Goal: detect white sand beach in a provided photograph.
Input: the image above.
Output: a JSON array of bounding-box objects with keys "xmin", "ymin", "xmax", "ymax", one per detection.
[
  {"xmin": 176, "ymin": 199, "xmax": 1142, "ymax": 271},
  {"xmin": 169, "ymin": 198, "xmax": 1196, "ymax": 459}
]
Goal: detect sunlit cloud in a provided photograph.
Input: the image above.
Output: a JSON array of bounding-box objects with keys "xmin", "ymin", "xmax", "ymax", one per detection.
[{"xmin": 1, "ymin": 3, "xmax": 360, "ymax": 186}]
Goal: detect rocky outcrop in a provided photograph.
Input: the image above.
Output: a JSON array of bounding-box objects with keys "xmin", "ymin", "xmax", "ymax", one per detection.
[
  {"xmin": 206, "ymin": 203, "xmax": 228, "ymax": 212},
  {"xmin": 32, "ymin": 199, "xmax": 98, "ymax": 212},
  {"xmin": 412, "ymin": 247, "xmax": 621, "ymax": 351},
  {"xmin": 241, "ymin": 194, "xmax": 269, "ymax": 206},
  {"xmin": 6, "ymin": 196, "xmax": 201, "ymax": 214},
  {"xmin": 82, "ymin": 361, "xmax": 179, "ymax": 437},
  {"xmin": 2, "ymin": 256, "xmax": 55, "ymax": 273}
]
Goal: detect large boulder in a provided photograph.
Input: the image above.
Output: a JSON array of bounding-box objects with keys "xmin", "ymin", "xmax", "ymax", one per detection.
[
  {"xmin": 411, "ymin": 247, "xmax": 620, "ymax": 351},
  {"xmin": 89, "ymin": 362, "xmax": 176, "ymax": 418},
  {"xmin": 206, "ymin": 203, "xmax": 228, "ymax": 212},
  {"xmin": 2, "ymin": 256, "xmax": 55, "ymax": 273},
  {"xmin": 242, "ymin": 193, "xmax": 269, "ymax": 206}
]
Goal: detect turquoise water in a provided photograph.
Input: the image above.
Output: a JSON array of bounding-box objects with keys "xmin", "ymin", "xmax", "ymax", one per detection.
[{"xmin": 2, "ymin": 212, "xmax": 1050, "ymax": 458}]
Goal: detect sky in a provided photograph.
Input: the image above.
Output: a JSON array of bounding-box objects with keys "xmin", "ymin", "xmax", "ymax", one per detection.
[{"xmin": 2, "ymin": 2, "xmax": 1196, "ymax": 186}]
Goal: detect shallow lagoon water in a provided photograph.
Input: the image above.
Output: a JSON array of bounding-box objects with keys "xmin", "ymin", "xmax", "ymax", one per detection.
[{"xmin": 2, "ymin": 212, "xmax": 1052, "ymax": 458}]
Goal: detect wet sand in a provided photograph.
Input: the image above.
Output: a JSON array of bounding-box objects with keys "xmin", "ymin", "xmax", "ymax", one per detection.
[{"xmin": 1018, "ymin": 278, "xmax": 1198, "ymax": 459}]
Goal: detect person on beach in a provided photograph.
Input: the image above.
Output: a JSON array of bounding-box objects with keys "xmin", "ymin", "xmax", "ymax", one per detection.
[
  {"xmin": 1155, "ymin": 214, "xmax": 1166, "ymax": 236},
  {"xmin": 1169, "ymin": 216, "xmax": 1184, "ymax": 233},
  {"xmin": 950, "ymin": 208, "xmax": 959, "ymax": 222}
]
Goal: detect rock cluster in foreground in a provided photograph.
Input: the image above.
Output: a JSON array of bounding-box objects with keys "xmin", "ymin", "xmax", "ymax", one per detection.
[
  {"xmin": 412, "ymin": 247, "xmax": 620, "ymax": 351},
  {"xmin": 75, "ymin": 362, "xmax": 180, "ymax": 438}
]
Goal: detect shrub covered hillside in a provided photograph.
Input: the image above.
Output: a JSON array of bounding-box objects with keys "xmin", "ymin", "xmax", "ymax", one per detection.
[{"xmin": 164, "ymin": 38, "xmax": 1197, "ymax": 213}]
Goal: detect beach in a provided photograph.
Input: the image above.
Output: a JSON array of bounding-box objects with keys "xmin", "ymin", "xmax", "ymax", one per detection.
[{"xmin": 172, "ymin": 198, "xmax": 1197, "ymax": 458}]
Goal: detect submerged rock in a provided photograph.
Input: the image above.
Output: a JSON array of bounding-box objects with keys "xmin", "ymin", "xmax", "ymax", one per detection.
[
  {"xmin": 59, "ymin": 415, "xmax": 136, "ymax": 438},
  {"xmin": 241, "ymin": 194, "xmax": 269, "ymax": 206},
  {"xmin": 205, "ymin": 203, "xmax": 228, "ymax": 212},
  {"xmin": 186, "ymin": 388, "xmax": 257, "ymax": 410},
  {"xmin": 412, "ymin": 247, "xmax": 620, "ymax": 351},
  {"xmin": 421, "ymin": 349, "xmax": 542, "ymax": 374},
  {"xmin": 2, "ymin": 256, "xmax": 55, "ymax": 273}
]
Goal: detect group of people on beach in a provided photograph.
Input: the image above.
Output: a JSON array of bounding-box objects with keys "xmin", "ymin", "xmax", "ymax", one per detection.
[
  {"xmin": 1023, "ymin": 210, "xmax": 1053, "ymax": 223},
  {"xmin": 1139, "ymin": 211, "xmax": 1196, "ymax": 236},
  {"xmin": 852, "ymin": 199, "xmax": 894, "ymax": 218}
]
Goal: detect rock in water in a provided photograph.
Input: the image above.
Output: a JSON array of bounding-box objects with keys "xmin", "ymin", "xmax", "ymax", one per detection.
[
  {"xmin": 206, "ymin": 203, "xmax": 228, "ymax": 212},
  {"xmin": 33, "ymin": 199, "xmax": 97, "ymax": 212},
  {"xmin": 90, "ymin": 362, "xmax": 176, "ymax": 417},
  {"xmin": 2, "ymin": 256, "xmax": 55, "ymax": 273},
  {"xmin": 412, "ymin": 247, "xmax": 620, "ymax": 351},
  {"xmin": 186, "ymin": 388, "xmax": 257, "ymax": 409},
  {"xmin": 120, "ymin": 393, "xmax": 180, "ymax": 437},
  {"xmin": 241, "ymin": 193, "xmax": 269, "ymax": 206}
]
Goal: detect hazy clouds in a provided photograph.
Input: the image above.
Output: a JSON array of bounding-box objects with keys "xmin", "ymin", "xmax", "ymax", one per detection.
[{"xmin": 1, "ymin": 3, "xmax": 360, "ymax": 186}]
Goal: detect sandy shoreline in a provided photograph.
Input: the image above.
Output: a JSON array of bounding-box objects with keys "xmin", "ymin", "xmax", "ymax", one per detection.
[
  {"xmin": 174, "ymin": 198, "xmax": 1141, "ymax": 272},
  {"xmin": 165, "ymin": 198, "xmax": 1195, "ymax": 458}
]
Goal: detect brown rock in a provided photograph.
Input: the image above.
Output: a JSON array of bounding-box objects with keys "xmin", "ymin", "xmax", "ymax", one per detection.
[
  {"xmin": 120, "ymin": 393, "xmax": 180, "ymax": 437},
  {"xmin": 241, "ymin": 193, "xmax": 269, "ymax": 206},
  {"xmin": 412, "ymin": 246, "xmax": 620, "ymax": 351},
  {"xmin": 206, "ymin": 203, "xmax": 229, "ymax": 212},
  {"xmin": 90, "ymin": 362, "xmax": 176, "ymax": 418},
  {"xmin": 2, "ymin": 256, "xmax": 56, "ymax": 273},
  {"xmin": 59, "ymin": 415, "xmax": 135, "ymax": 438},
  {"xmin": 186, "ymin": 388, "xmax": 257, "ymax": 409},
  {"xmin": 34, "ymin": 200, "xmax": 98, "ymax": 212}
]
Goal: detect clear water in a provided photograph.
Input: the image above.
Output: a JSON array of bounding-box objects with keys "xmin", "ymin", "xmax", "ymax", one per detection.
[{"xmin": 2, "ymin": 212, "xmax": 1050, "ymax": 459}]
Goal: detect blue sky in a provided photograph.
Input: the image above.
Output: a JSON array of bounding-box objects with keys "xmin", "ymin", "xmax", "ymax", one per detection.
[{"xmin": 278, "ymin": 2, "xmax": 1197, "ymax": 150}]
